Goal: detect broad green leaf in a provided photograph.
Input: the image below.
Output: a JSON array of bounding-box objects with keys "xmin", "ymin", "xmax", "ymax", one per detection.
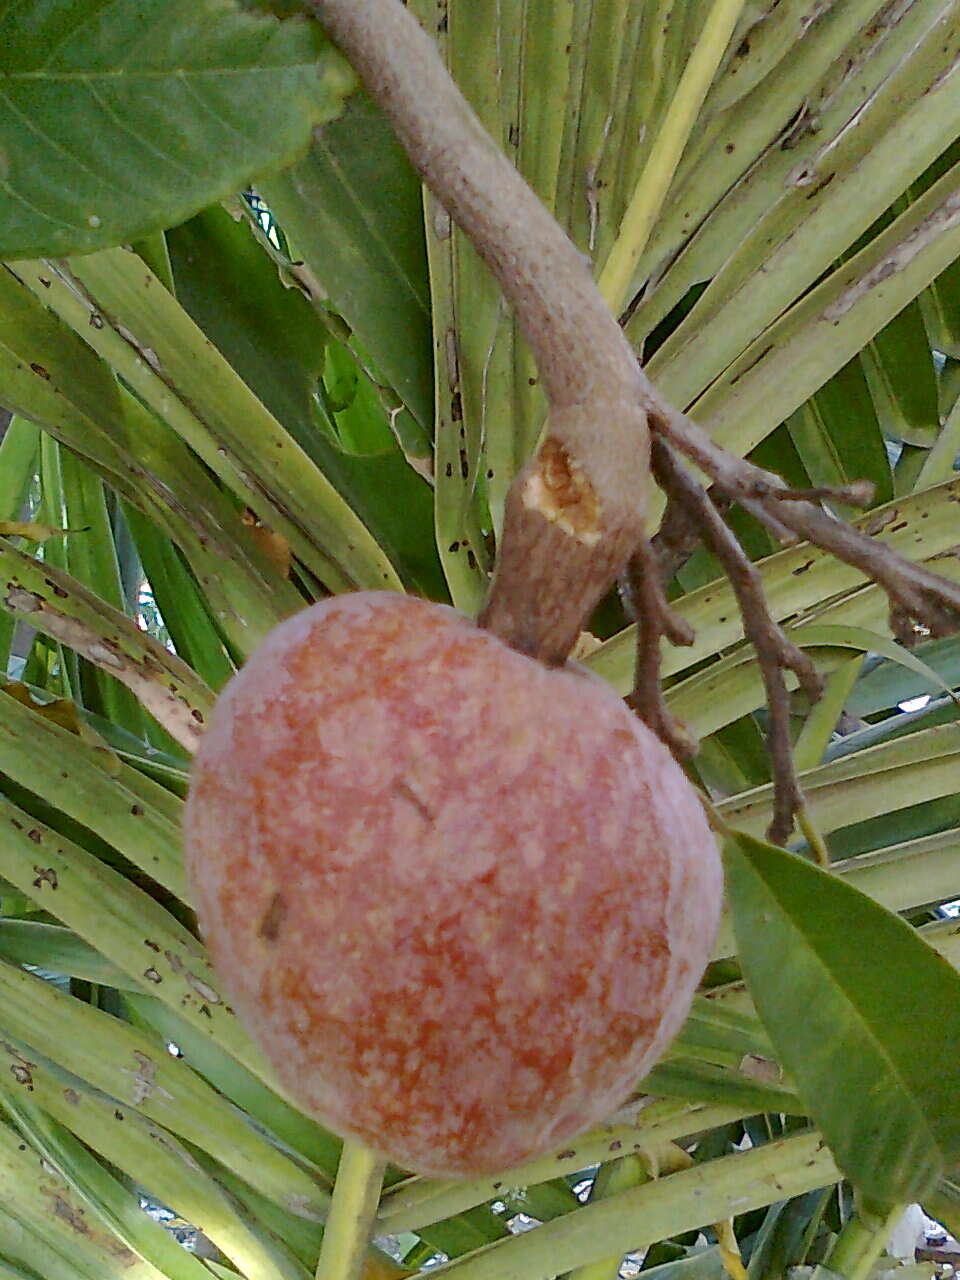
[
  {"xmin": 724, "ymin": 830, "xmax": 960, "ymax": 1203},
  {"xmin": 0, "ymin": 0, "xmax": 354, "ymax": 259},
  {"xmin": 260, "ymin": 92, "xmax": 434, "ymax": 451}
]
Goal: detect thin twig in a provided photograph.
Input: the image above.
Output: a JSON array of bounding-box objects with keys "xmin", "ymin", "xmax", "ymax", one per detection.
[
  {"xmin": 623, "ymin": 537, "xmax": 697, "ymax": 760},
  {"xmin": 646, "ymin": 489, "xmax": 734, "ymax": 584},
  {"xmin": 650, "ymin": 439, "xmax": 823, "ymax": 844},
  {"xmin": 649, "ymin": 399, "xmax": 960, "ymax": 641}
]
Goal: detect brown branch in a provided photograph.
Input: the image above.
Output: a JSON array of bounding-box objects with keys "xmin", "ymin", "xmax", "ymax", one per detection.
[
  {"xmin": 306, "ymin": 0, "xmax": 649, "ymax": 664},
  {"xmin": 650, "ymin": 440, "xmax": 823, "ymax": 845},
  {"xmin": 648, "ymin": 400, "xmax": 960, "ymax": 642},
  {"xmin": 645, "ymin": 489, "xmax": 734, "ymax": 584},
  {"xmin": 623, "ymin": 537, "xmax": 697, "ymax": 760}
]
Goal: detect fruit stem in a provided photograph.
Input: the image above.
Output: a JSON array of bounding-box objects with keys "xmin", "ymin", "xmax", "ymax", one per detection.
[
  {"xmin": 315, "ymin": 1140, "xmax": 387, "ymax": 1280},
  {"xmin": 303, "ymin": 0, "xmax": 650, "ymax": 666}
]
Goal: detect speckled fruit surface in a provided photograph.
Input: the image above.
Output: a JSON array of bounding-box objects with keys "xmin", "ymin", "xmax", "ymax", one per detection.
[{"xmin": 184, "ymin": 592, "xmax": 722, "ymax": 1176}]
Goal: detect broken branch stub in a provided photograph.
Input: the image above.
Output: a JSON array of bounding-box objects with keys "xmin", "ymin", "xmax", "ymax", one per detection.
[{"xmin": 306, "ymin": 0, "xmax": 649, "ymax": 665}]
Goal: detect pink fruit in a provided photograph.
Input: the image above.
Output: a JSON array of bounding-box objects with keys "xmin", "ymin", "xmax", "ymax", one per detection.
[{"xmin": 184, "ymin": 592, "xmax": 721, "ymax": 1176}]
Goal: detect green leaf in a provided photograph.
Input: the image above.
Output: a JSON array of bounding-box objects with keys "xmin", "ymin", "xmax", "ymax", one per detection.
[
  {"xmin": 724, "ymin": 829, "xmax": 960, "ymax": 1203},
  {"xmin": 0, "ymin": 1117, "xmax": 167, "ymax": 1280},
  {"xmin": 0, "ymin": 960, "xmax": 327, "ymax": 1218},
  {"xmin": 0, "ymin": 264, "xmax": 298, "ymax": 654},
  {"xmin": 0, "ymin": 1087, "xmax": 215, "ymax": 1280},
  {"xmin": 787, "ymin": 359, "xmax": 893, "ymax": 511},
  {"xmin": 420, "ymin": 1132, "xmax": 838, "ymax": 1280},
  {"xmin": 259, "ymin": 91, "xmax": 434, "ymax": 449},
  {"xmin": 165, "ymin": 202, "xmax": 445, "ymax": 598},
  {"xmin": 847, "ymin": 632, "xmax": 960, "ymax": 717},
  {"xmin": 861, "ymin": 301, "xmax": 940, "ymax": 450},
  {"xmin": 0, "ymin": 535, "xmax": 214, "ymax": 751},
  {"xmin": 0, "ymin": 1038, "xmax": 310, "ymax": 1280},
  {"xmin": 0, "ymin": 0, "xmax": 354, "ymax": 259},
  {"xmin": 0, "ymin": 921, "xmax": 135, "ymax": 988},
  {"xmin": 9, "ymin": 251, "xmax": 403, "ymax": 595},
  {"xmin": 721, "ymin": 722, "xmax": 960, "ymax": 840},
  {"xmin": 0, "ymin": 682, "xmax": 189, "ymax": 899},
  {"xmin": 642, "ymin": 1060, "xmax": 802, "ymax": 1116}
]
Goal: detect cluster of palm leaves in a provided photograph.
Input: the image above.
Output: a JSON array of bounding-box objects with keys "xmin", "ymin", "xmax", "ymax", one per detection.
[{"xmin": 0, "ymin": 0, "xmax": 960, "ymax": 1277}]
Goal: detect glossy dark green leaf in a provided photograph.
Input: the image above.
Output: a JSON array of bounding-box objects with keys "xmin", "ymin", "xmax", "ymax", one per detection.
[
  {"xmin": 260, "ymin": 92, "xmax": 434, "ymax": 445},
  {"xmin": 725, "ymin": 830, "xmax": 960, "ymax": 1204},
  {"xmin": 0, "ymin": 0, "xmax": 353, "ymax": 259}
]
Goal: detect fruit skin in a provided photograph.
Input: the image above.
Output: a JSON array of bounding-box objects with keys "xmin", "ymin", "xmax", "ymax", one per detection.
[{"xmin": 184, "ymin": 592, "xmax": 722, "ymax": 1176}]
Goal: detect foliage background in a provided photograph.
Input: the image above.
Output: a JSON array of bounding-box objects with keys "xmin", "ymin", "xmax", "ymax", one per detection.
[{"xmin": 0, "ymin": 0, "xmax": 960, "ymax": 1277}]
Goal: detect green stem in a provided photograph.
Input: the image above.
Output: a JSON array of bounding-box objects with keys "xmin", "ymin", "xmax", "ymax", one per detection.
[
  {"xmin": 822, "ymin": 1202, "xmax": 904, "ymax": 1280},
  {"xmin": 315, "ymin": 1140, "xmax": 386, "ymax": 1280}
]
